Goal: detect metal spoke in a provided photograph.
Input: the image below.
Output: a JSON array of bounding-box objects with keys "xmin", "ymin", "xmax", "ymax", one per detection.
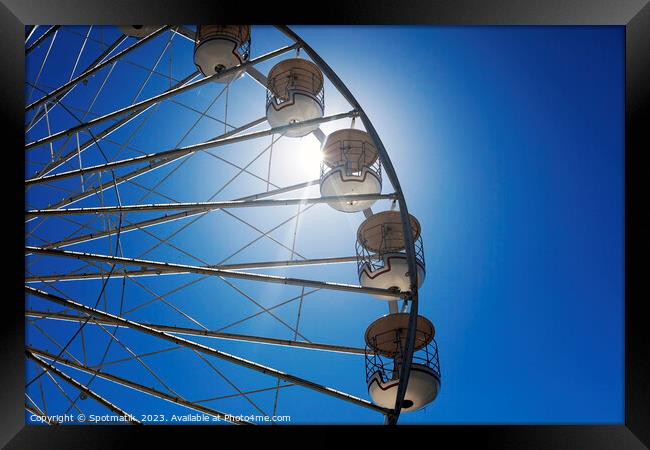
[
  {"xmin": 170, "ymin": 26, "xmax": 195, "ymax": 42},
  {"xmin": 27, "ymin": 193, "xmax": 394, "ymax": 218},
  {"xmin": 115, "ymin": 135, "xmax": 287, "ymax": 267},
  {"xmin": 68, "ymin": 26, "xmax": 93, "ymax": 81},
  {"xmin": 26, "ymin": 256, "xmax": 358, "ymax": 283},
  {"xmin": 274, "ymin": 192, "xmax": 306, "ymax": 416},
  {"xmin": 26, "ymin": 247, "xmax": 404, "ymax": 298}
]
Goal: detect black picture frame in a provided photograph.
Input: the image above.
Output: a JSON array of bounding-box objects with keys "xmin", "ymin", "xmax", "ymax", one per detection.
[{"xmin": 3, "ymin": 1, "xmax": 648, "ymax": 447}]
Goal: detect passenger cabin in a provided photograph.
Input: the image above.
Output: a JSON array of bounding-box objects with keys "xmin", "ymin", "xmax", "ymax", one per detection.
[
  {"xmin": 194, "ymin": 25, "xmax": 251, "ymax": 81},
  {"xmin": 266, "ymin": 58, "xmax": 324, "ymax": 137},
  {"xmin": 320, "ymin": 129, "xmax": 382, "ymax": 213},
  {"xmin": 365, "ymin": 313, "xmax": 440, "ymax": 412},
  {"xmin": 356, "ymin": 211, "xmax": 425, "ymax": 299}
]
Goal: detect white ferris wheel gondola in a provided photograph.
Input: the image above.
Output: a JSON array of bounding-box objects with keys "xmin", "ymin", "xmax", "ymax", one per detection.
[
  {"xmin": 320, "ymin": 128, "xmax": 383, "ymax": 213},
  {"xmin": 193, "ymin": 25, "xmax": 251, "ymax": 82},
  {"xmin": 356, "ymin": 211, "xmax": 426, "ymax": 300},
  {"xmin": 265, "ymin": 58, "xmax": 325, "ymax": 138},
  {"xmin": 365, "ymin": 313, "xmax": 441, "ymax": 412}
]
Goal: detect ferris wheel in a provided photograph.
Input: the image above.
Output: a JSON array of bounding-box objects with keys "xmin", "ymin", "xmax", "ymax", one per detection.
[{"xmin": 24, "ymin": 25, "xmax": 441, "ymax": 425}]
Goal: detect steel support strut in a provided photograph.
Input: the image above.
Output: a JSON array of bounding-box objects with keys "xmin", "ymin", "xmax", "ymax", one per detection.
[
  {"xmin": 25, "ymin": 255, "xmax": 359, "ymax": 282},
  {"xmin": 25, "ymin": 247, "xmax": 404, "ymax": 299},
  {"xmin": 26, "ymin": 193, "xmax": 396, "ymax": 218},
  {"xmin": 26, "ymin": 311, "xmax": 366, "ymax": 355}
]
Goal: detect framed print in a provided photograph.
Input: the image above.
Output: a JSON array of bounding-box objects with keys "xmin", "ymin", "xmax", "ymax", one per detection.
[{"xmin": 2, "ymin": 0, "xmax": 648, "ymax": 447}]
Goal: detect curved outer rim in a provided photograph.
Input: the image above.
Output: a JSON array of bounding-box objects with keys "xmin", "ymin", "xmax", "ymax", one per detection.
[{"xmin": 276, "ymin": 26, "xmax": 421, "ymax": 425}]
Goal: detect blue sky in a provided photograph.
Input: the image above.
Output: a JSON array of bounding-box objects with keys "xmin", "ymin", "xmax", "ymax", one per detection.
[{"xmin": 25, "ymin": 25, "xmax": 624, "ymax": 424}]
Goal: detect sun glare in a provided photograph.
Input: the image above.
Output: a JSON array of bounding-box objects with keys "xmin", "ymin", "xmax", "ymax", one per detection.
[{"xmin": 298, "ymin": 134, "xmax": 324, "ymax": 169}]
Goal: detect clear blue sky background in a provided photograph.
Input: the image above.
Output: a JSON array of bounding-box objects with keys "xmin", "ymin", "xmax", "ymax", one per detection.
[{"xmin": 25, "ymin": 25, "xmax": 624, "ymax": 424}]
